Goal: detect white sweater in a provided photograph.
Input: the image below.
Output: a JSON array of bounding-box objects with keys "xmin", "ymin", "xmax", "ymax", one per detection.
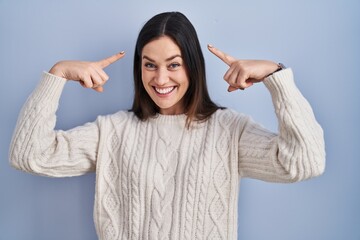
[{"xmin": 9, "ymin": 69, "xmax": 325, "ymax": 240}]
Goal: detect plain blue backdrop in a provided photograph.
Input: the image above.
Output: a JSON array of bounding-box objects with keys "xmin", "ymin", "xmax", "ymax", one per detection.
[{"xmin": 1, "ymin": 0, "xmax": 359, "ymax": 239}]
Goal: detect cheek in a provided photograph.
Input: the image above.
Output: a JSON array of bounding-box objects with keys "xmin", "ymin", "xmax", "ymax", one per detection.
[
  {"xmin": 141, "ymin": 70, "xmax": 151, "ymax": 86},
  {"xmin": 177, "ymin": 71, "xmax": 190, "ymax": 88}
]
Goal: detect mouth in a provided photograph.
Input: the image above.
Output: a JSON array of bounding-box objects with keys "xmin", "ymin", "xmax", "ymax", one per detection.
[{"xmin": 153, "ymin": 86, "xmax": 176, "ymax": 95}]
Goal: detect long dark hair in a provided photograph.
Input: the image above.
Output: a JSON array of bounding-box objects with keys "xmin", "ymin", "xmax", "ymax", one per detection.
[{"xmin": 131, "ymin": 12, "xmax": 222, "ymax": 126}]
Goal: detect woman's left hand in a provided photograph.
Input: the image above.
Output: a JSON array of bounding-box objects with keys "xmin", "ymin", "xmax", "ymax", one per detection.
[{"xmin": 208, "ymin": 45, "xmax": 279, "ymax": 92}]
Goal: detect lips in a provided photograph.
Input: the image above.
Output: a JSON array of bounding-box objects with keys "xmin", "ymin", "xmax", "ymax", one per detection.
[{"xmin": 153, "ymin": 86, "xmax": 176, "ymax": 95}]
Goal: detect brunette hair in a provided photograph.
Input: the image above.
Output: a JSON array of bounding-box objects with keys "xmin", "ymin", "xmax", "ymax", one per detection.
[{"xmin": 131, "ymin": 12, "xmax": 222, "ymax": 126}]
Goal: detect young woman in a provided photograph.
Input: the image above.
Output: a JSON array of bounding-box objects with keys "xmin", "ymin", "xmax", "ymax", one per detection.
[{"xmin": 10, "ymin": 12, "xmax": 325, "ymax": 240}]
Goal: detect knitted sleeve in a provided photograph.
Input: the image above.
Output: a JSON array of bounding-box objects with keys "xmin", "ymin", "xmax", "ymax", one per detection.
[
  {"xmin": 9, "ymin": 72, "xmax": 99, "ymax": 177},
  {"xmin": 238, "ymin": 69, "xmax": 326, "ymax": 182}
]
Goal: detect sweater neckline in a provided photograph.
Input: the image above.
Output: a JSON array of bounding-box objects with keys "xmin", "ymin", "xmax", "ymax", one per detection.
[
  {"xmin": 150, "ymin": 113, "xmax": 187, "ymax": 124},
  {"xmin": 149, "ymin": 113, "xmax": 207, "ymax": 129}
]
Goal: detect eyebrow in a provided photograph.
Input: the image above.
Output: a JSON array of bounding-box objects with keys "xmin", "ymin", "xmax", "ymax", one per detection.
[{"xmin": 142, "ymin": 54, "xmax": 182, "ymax": 62}]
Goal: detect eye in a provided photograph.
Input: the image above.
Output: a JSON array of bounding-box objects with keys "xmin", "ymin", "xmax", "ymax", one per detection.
[
  {"xmin": 168, "ymin": 63, "xmax": 181, "ymax": 70},
  {"xmin": 144, "ymin": 62, "xmax": 156, "ymax": 70}
]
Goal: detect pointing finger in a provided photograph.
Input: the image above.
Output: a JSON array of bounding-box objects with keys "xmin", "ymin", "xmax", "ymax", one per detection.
[
  {"xmin": 207, "ymin": 44, "xmax": 236, "ymax": 66},
  {"xmin": 97, "ymin": 51, "xmax": 125, "ymax": 69}
]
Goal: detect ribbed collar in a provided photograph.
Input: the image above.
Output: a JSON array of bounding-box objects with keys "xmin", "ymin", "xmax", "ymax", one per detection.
[{"xmin": 149, "ymin": 113, "xmax": 207, "ymax": 129}]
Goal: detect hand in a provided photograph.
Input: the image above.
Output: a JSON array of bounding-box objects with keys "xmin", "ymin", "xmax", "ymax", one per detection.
[
  {"xmin": 207, "ymin": 45, "xmax": 279, "ymax": 92},
  {"xmin": 49, "ymin": 51, "xmax": 125, "ymax": 92}
]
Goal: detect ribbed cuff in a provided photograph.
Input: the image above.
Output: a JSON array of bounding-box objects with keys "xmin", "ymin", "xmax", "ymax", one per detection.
[
  {"xmin": 29, "ymin": 72, "xmax": 67, "ymax": 104},
  {"xmin": 263, "ymin": 68, "xmax": 299, "ymax": 102}
]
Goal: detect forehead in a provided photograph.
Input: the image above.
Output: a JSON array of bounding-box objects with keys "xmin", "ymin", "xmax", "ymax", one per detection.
[{"xmin": 142, "ymin": 36, "xmax": 181, "ymax": 60}]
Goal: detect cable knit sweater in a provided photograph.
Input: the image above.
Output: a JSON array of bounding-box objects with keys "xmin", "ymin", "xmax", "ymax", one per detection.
[{"xmin": 9, "ymin": 68, "xmax": 325, "ymax": 240}]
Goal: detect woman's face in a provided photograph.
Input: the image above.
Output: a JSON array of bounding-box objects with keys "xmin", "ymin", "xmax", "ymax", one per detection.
[{"xmin": 141, "ymin": 36, "xmax": 189, "ymax": 115}]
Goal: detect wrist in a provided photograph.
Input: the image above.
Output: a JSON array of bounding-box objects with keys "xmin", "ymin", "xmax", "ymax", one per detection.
[
  {"xmin": 49, "ymin": 62, "xmax": 66, "ymax": 79},
  {"xmin": 267, "ymin": 63, "xmax": 286, "ymax": 77}
]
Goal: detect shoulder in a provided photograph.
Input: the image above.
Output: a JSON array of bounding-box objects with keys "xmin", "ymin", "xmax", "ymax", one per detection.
[
  {"xmin": 211, "ymin": 108, "xmax": 250, "ymax": 128},
  {"xmin": 98, "ymin": 110, "xmax": 139, "ymax": 127},
  {"xmin": 212, "ymin": 108, "xmax": 249, "ymax": 122}
]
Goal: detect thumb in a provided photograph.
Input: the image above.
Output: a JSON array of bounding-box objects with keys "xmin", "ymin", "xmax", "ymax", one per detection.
[{"xmin": 93, "ymin": 86, "xmax": 104, "ymax": 93}]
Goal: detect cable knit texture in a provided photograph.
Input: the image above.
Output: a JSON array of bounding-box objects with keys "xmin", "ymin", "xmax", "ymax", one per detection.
[{"xmin": 9, "ymin": 69, "xmax": 325, "ymax": 240}]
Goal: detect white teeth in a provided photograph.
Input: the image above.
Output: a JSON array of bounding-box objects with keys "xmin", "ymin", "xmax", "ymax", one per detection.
[{"xmin": 155, "ymin": 86, "xmax": 175, "ymax": 94}]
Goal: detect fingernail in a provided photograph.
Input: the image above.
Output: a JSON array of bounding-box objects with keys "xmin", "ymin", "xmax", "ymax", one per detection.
[
  {"xmin": 208, "ymin": 44, "xmax": 213, "ymax": 48},
  {"xmin": 120, "ymin": 51, "xmax": 125, "ymax": 54}
]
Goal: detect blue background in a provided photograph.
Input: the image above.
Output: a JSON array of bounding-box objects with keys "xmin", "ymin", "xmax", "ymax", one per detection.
[{"xmin": 1, "ymin": 0, "xmax": 359, "ymax": 239}]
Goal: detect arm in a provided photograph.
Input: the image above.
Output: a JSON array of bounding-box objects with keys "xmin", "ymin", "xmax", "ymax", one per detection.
[
  {"xmin": 9, "ymin": 52, "xmax": 125, "ymax": 177},
  {"xmin": 208, "ymin": 45, "xmax": 325, "ymax": 182},
  {"xmin": 9, "ymin": 73, "xmax": 99, "ymax": 177},
  {"xmin": 238, "ymin": 69, "xmax": 325, "ymax": 182}
]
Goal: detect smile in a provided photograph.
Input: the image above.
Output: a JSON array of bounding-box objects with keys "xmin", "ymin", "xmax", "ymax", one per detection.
[{"xmin": 154, "ymin": 86, "xmax": 176, "ymax": 95}]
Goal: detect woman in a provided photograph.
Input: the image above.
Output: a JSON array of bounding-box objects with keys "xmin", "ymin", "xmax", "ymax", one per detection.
[{"xmin": 9, "ymin": 12, "xmax": 325, "ymax": 240}]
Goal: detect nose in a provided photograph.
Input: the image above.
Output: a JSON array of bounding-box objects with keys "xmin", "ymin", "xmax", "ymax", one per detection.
[{"xmin": 154, "ymin": 67, "xmax": 169, "ymax": 86}]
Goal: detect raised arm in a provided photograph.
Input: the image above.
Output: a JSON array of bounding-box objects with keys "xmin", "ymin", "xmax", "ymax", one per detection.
[
  {"xmin": 9, "ymin": 52, "xmax": 125, "ymax": 177},
  {"xmin": 208, "ymin": 45, "xmax": 325, "ymax": 182}
]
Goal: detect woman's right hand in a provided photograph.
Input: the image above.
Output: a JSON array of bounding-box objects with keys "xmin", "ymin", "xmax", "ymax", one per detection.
[{"xmin": 49, "ymin": 51, "xmax": 125, "ymax": 92}]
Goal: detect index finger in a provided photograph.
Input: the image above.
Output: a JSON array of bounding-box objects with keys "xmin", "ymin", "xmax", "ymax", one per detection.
[
  {"xmin": 207, "ymin": 44, "xmax": 236, "ymax": 66},
  {"xmin": 97, "ymin": 51, "xmax": 125, "ymax": 68}
]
